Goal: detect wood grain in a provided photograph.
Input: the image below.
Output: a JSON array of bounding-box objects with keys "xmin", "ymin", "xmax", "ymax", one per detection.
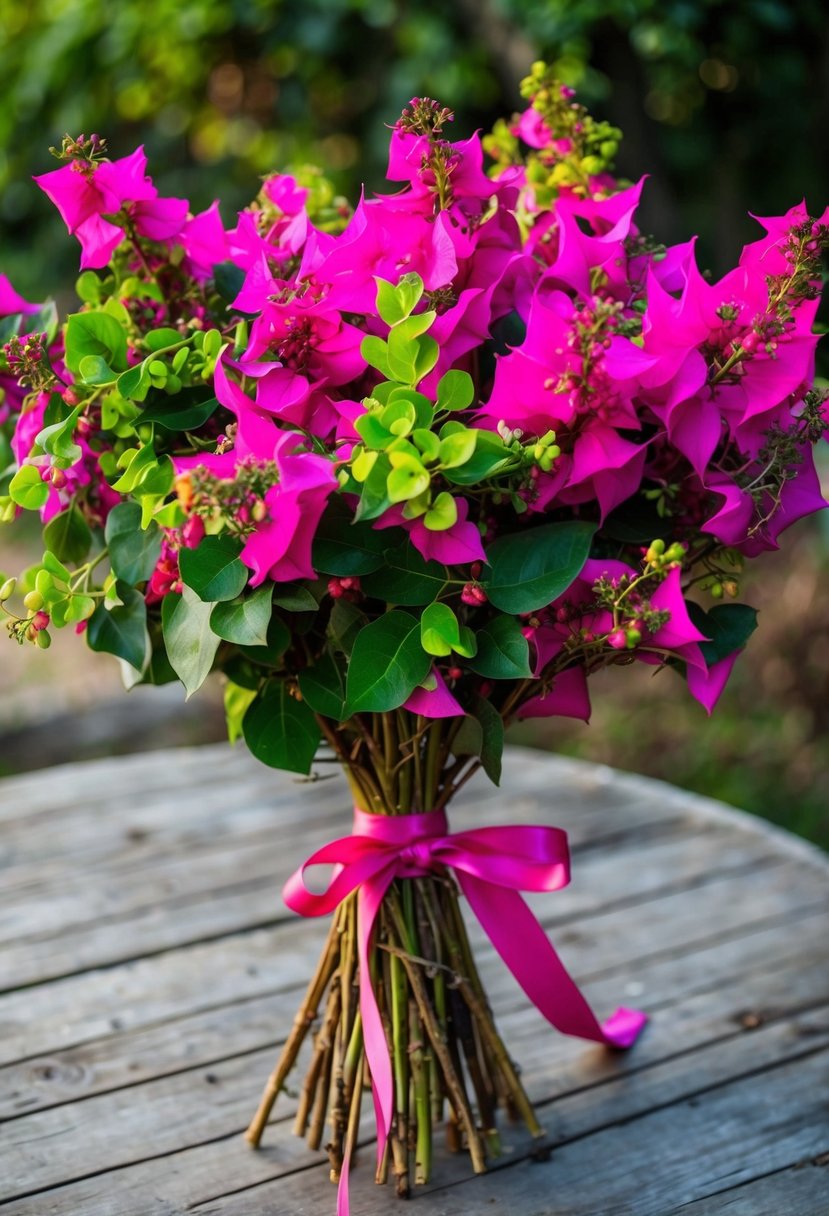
[{"xmin": 1, "ymin": 745, "xmax": 826, "ymax": 1215}]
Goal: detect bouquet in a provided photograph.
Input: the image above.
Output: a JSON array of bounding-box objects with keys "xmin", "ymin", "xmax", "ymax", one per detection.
[{"xmin": 1, "ymin": 64, "xmax": 826, "ymax": 1210}]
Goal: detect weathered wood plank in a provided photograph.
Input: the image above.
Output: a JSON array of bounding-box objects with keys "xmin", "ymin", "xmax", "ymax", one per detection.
[
  {"xmin": 0, "ymin": 814, "xmax": 774, "ymax": 990},
  {"xmin": 1, "ymin": 747, "xmax": 826, "ymax": 1215},
  {"xmin": 189, "ymin": 1044, "xmax": 829, "ymax": 1216},
  {"xmin": 663, "ymin": 1162, "xmax": 829, "ymax": 1215},
  {"xmin": 4, "ymin": 994, "xmax": 826, "ymax": 1212},
  {"xmin": 3, "ymin": 903, "xmax": 824, "ymax": 1124}
]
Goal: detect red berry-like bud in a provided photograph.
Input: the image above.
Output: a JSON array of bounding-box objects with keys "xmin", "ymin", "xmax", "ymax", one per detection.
[
  {"xmin": 328, "ymin": 578, "xmax": 344, "ymax": 599},
  {"xmin": 62, "ymin": 387, "xmax": 81, "ymax": 406},
  {"xmin": 447, "ymin": 666, "xmax": 463, "ymax": 680},
  {"xmin": 31, "ymin": 611, "xmax": 50, "ymax": 632},
  {"xmin": 607, "ymin": 628, "xmax": 627, "ymax": 650}
]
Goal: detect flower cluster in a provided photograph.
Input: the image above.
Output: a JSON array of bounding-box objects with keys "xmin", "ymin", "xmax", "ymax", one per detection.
[{"xmin": 1, "ymin": 65, "xmax": 826, "ymax": 777}]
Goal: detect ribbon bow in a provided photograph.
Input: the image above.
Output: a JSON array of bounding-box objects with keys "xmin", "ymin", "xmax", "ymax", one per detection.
[{"xmin": 284, "ymin": 808, "xmax": 646, "ymax": 1214}]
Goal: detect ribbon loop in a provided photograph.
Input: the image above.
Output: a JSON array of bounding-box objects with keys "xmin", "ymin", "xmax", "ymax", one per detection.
[{"xmin": 282, "ymin": 807, "xmax": 647, "ymax": 1216}]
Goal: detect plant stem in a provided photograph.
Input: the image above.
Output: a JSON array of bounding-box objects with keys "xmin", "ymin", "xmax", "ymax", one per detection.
[{"xmin": 245, "ymin": 912, "xmax": 341, "ymax": 1147}]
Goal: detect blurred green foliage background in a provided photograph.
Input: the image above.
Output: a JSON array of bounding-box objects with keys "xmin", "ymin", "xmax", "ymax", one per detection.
[{"xmin": 0, "ymin": 0, "xmax": 827, "ymax": 843}]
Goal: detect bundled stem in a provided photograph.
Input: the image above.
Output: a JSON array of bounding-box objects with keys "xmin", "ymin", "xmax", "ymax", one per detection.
[{"xmin": 245, "ymin": 711, "xmax": 546, "ymax": 1198}]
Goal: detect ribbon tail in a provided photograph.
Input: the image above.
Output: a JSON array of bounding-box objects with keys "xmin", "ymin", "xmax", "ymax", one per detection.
[
  {"xmin": 356, "ymin": 879, "xmax": 395, "ymax": 1167},
  {"xmin": 457, "ymin": 873, "xmax": 646, "ymax": 1049}
]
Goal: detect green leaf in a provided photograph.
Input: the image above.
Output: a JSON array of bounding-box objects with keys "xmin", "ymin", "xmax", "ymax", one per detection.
[
  {"xmin": 439, "ymin": 430, "xmax": 477, "ymax": 469},
  {"xmin": 360, "ymin": 335, "xmax": 393, "ymax": 379},
  {"xmin": 423, "ymin": 491, "xmax": 457, "ymax": 531},
  {"xmin": 65, "ymin": 311, "xmax": 127, "ymax": 375},
  {"xmin": 328, "ymin": 598, "xmax": 364, "ymax": 656},
  {"xmin": 145, "ymin": 327, "xmax": 183, "ymax": 352},
  {"xmin": 361, "ymin": 543, "xmax": 448, "ymax": 606},
  {"xmin": 161, "ymin": 586, "xmax": 221, "ymax": 697},
  {"xmin": 87, "ymin": 585, "xmax": 149, "ymax": 673},
  {"xmin": 483, "ymin": 521, "xmax": 596, "ymax": 613},
  {"xmin": 210, "ymin": 583, "xmax": 273, "ymax": 646},
  {"xmin": 78, "ymin": 354, "xmax": 116, "ymax": 385},
  {"xmin": 243, "ymin": 682, "xmax": 321, "ymax": 773},
  {"xmin": 117, "ymin": 361, "xmax": 152, "ymax": 401},
  {"xmin": 453, "ymin": 695, "xmax": 503, "ymax": 785},
  {"xmin": 298, "ymin": 651, "xmax": 347, "ymax": 719},
  {"xmin": 65, "ymin": 593, "xmax": 96, "ymax": 623},
  {"xmin": 224, "ymin": 680, "xmax": 258, "ymax": 745},
  {"xmin": 442, "ymin": 431, "xmax": 512, "ymax": 485},
  {"xmin": 272, "ymin": 583, "xmax": 319, "ymax": 612},
  {"xmin": 237, "ymin": 613, "xmax": 291, "ymax": 666},
  {"xmin": 179, "ymin": 535, "xmax": 249, "ymax": 602},
  {"xmin": 106, "ymin": 502, "xmax": 162, "ymax": 584},
  {"xmin": 374, "ymin": 272, "xmax": 423, "ymax": 326},
  {"xmin": 688, "ymin": 602, "xmax": 759, "ymax": 666},
  {"xmin": 41, "ymin": 550, "xmax": 71, "ymax": 581},
  {"xmin": 437, "ymin": 369, "xmax": 475, "ymax": 412},
  {"xmin": 43, "ymin": 506, "xmax": 92, "ymax": 564},
  {"xmin": 344, "ymin": 609, "xmax": 431, "ymax": 714},
  {"xmin": 9, "ymin": 465, "xmax": 49, "ymax": 510},
  {"xmin": 354, "ymin": 454, "xmax": 392, "ymax": 523},
  {"xmin": 312, "ymin": 516, "xmax": 387, "ymax": 575},
  {"xmin": 35, "ymin": 405, "xmax": 82, "ymax": 465},
  {"xmin": 213, "ymin": 261, "xmax": 246, "ymax": 306},
  {"xmin": 135, "ymin": 392, "xmax": 220, "ymax": 431},
  {"xmin": 420, "ymin": 601, "xmax": 457, "ymax": 656},
  {"xmin": 413, "ymin": 334, "xmax": 439, "ymax": 382},
  {"xmin": 387, "ymin": 453, "xmax": 430, "ymax": 503},
  {"xmin": 470, "ymin": 616, "xmax": 532, "ymax": 679}
]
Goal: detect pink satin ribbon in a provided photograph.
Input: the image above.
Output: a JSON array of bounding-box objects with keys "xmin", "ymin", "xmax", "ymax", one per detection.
[{"xmin": 283, "ymin": 807, "xmax": 647, "ymax": 1214}]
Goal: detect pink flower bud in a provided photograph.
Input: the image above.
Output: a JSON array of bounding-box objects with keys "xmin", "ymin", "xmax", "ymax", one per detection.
[
  {"xmin": 607, "ymin": 628, "xmax": 627, "ymax": 650},
  {"xmin": 31, "ymin": 611, "xmax": 50, "ymax": 632}
]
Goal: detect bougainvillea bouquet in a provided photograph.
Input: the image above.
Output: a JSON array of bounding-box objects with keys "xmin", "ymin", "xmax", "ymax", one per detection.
[{"xmin": 2, "ymin": 63, "xmax": 827, "ymax": 1210}]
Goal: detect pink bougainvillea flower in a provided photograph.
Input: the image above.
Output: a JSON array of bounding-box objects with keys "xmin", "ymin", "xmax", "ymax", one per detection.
[
  {"xmin": 0, "ymin": 275, "xmax": 40, "ymax": 315},
  {"xmin": 34, "ymin": 147, "xmax": 160, "ymax": 268},
  {"xmin": 513, "ymin": 106, "xmax": 554, "ymax": 150},
  {"xmin": 374, "ymin": 498, "xmax": 486, "ymax": 567},
  {"xmin": 241, "ymin": 432, "xmax": 338, "ymax": 584},
  {"xmin": 403, "ymin": 669, "xmax": 465, "ymax": 718},
  {"xmin": 517, "ymin": 665, "xmax": 591, "ymax": 721},
  {"xmin": 305, "ymin": 197, "xmax": 458, "ymax": 314},
  {"xmin": 687, "ymin": 651, "xmax": 741, "ymax": 715},
  {"xmin": 178, "ymin": 202, "xmax": 229, "ymax": 281}
]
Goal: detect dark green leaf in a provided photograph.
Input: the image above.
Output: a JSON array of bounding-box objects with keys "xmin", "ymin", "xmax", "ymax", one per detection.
[
  {"xmin": 43, "ymin": 506, "xmax": 92, "ymax": 564},
  {"xmin": 483, "ymin": 521, "xmax": 596, "ymax": 613},
  {"xmin": 106, "ymin": 502, "xmax": 162, "ymax": 583},
  {"xmin": 237, "ymin": 613, "xmax": 291, "ymax": 666},
  {"xmin": 87, "ymin": 585, "xmax": 149, "ymax": 672},
  {"xmin": 687, "ymin": 602, "xmax": 759, "ymax": 666},
  {"xmin": 298, "ymin": 651, "xmax": 347, "ymax": 719},
  {"xmin": 135, "ymin": 393, "xmax": 220, "ymax": 432},
  {"xmin": 361, "ymin": 543, "xmax": 447, "ymax": 606},
  {"xmin": 451, "ymin": 694, "xmax": 503, "ymax": 786},
  {"xmin": 327, "ymin": 598, "xmax": 364, "ymax": 656},
  {"xmin": 161, "ymin": 586, "xmax": 221, "ymax": 697},
  {"xmin": 213, "ymin": 261, "xmax": 246, "ymax": 306},
  {"xmin": 65, "ymin": 311, "xmax": 127, "ymax": 374},
  {"xmin": 470, "ymin": 616, "xmax": 532, "ymax": 679},
  {"xmin": 179, "ymin": 535, "xmax": 249, "ymax": 602},
  {"xmin": 210, "ymin": 583, "xmax": 273, "ymax": 646},
  {"xmin": 312, "ymin": 516, "xmax": 388, "ymax": 575},
  {"xmin": 243, "ymin": 681, "xmax": 321, "ymax": 773},
  {"xmin": 272, "ymin": 583, "xmax": 319, "ymax": 611},
  {"xmin": 344, "ymin": 609, "xmax": 431, "ymax": 714}
]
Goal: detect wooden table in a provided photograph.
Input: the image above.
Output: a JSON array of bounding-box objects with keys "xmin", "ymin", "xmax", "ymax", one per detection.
[{"xmin": 1, "ymin": 745, "xmax": 828, "ymax": 1215}]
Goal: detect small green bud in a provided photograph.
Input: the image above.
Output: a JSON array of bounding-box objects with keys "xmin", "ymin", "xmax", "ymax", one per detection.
[
  {"xmin": 710, "ymin": 582, "xmax": 724, "ymax": 599},
  {"xmin": 23, "ymin": 589, "xmax": 44, "ymax": 612},
  {"xmin": 0, "ymin": 577, "xmax": 16, "ymax": 601},
  {"xmin": 35, "ymin": 628, "xmax": 52, "ymax": 649},
  {"xmin": 626, "ymin": 628, "xmax": 642, "ymax": 649},
  {"xmin": 600, "ymin": 139, "xmax": 618, "ymax": 160}
]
